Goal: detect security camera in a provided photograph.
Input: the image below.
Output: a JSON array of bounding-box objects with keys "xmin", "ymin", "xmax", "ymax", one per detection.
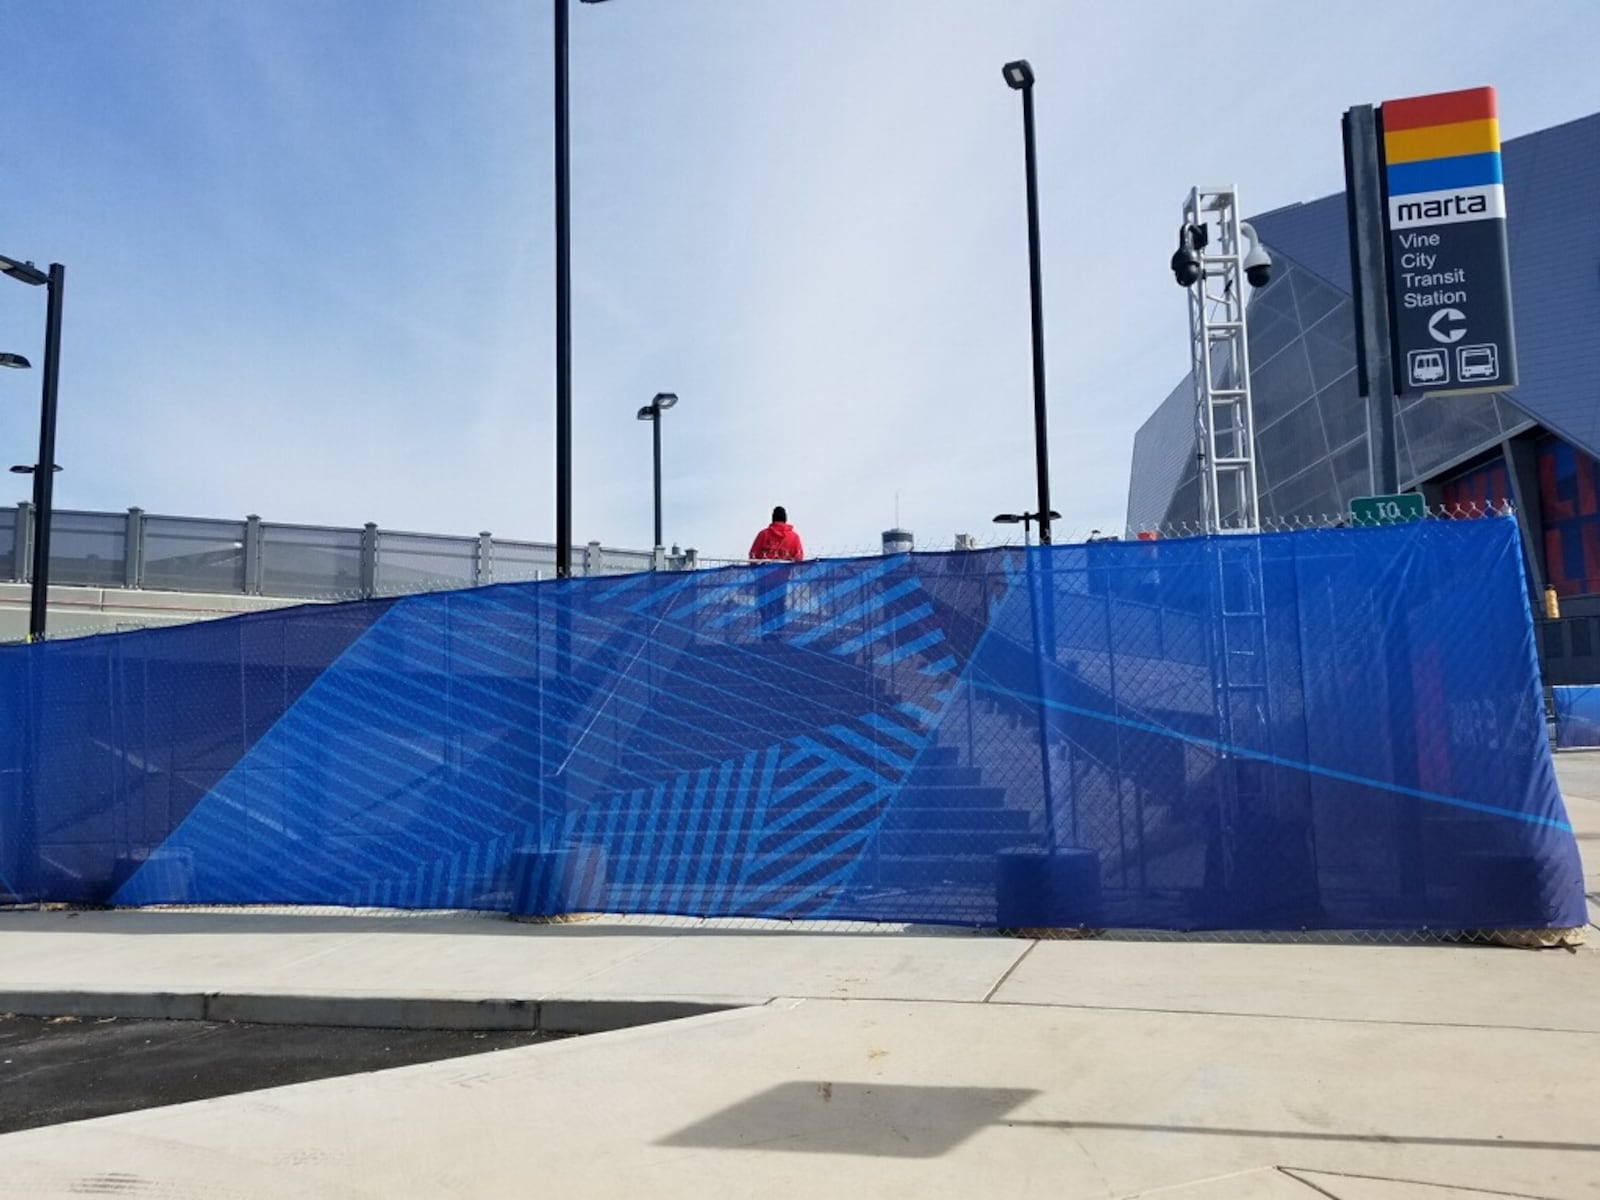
[
  {"xmin": 1240, "ymin": 222, "xmax": 1272, "ymax": 288},
  {"xmin": 1170, "ymin": 225, "xmax": 1202, "ymax": 287}
]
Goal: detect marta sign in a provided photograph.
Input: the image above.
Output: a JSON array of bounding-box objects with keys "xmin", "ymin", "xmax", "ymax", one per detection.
[{"xmin": 1380, "ymin": 86, "xmax": 1518, "ymax": 396}]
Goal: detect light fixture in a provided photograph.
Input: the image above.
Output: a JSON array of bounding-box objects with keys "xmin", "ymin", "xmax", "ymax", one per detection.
[
  {"xmin": 0, "ymin": 255, "xmax": 48, "ymax": 287},
  {"xmin": 0, "ymin": 353, "xmax": 30, "ymax": 369},
  {"xmin": 1002, "ymin": 60, "xmax": 1034, "ymax": 90}
]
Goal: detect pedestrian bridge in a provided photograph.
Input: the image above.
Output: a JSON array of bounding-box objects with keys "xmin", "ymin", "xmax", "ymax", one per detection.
[{"xmin": 0, "ymin": 503, "xmax": 687, "ymax": 642}]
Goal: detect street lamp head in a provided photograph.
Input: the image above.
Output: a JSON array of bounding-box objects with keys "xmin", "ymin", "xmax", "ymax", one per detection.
[
  {"xmin": 651, "ymin": 391, "xmax": 679, "ymax": 411},
  {"xmin": 10, "ymin": 464, "xmax": 61, "ymax": 474},
  {"xmin": 0, "ymin": 255, "xmax": 48, "ymax": 287},
  {"xmin": 0, "ymin": 353, "xmax": 30, "ymax": 369},
  {"xmin": 1002, "ymin": 60, "xmax": 1034, "ymax": 90},
  {"xmin": 993, "ymin": 513, "xmax": 1023, "ymax": 525},
  {"xmin": 636, "ymin": 405, "xmax": 657, "ymax": 422}
]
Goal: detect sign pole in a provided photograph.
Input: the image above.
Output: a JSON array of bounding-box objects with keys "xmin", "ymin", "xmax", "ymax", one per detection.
[{"xmin": 1343, "ymin": 104, "xmax": 1401, "ymax": 496}]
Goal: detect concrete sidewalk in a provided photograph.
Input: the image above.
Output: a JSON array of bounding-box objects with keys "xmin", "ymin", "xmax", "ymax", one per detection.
[
  {"xmin": 0, "ymin": 914, "xmax": 1593, "ymax": 1198},
  {"xmin": 0, "ymin": 944, "xmax": 1593, "ymax": 1198},
  {"xmin": 0, "ymin": 908, "xmax": 1596, "ymax": 1032},
  {"xmin": 0, "ymin": 765, "xmax": 1591, "ymax": 1196}
]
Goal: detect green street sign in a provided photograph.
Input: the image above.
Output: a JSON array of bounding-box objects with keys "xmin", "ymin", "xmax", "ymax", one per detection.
[{"xmin": 1350, "ymin": 492, "xmax": 1427, "ymax": 526}]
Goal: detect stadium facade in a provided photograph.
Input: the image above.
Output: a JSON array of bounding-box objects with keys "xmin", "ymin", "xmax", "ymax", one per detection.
[{"xmin": 1126, "ymin": 111, "xmax": 1600, "ymax": 682}]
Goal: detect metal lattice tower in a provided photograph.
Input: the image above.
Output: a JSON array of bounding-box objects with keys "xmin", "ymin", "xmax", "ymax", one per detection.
[{"xmin": 1183, "ymin": 186, "xmax": 1261, "ymax": 533}]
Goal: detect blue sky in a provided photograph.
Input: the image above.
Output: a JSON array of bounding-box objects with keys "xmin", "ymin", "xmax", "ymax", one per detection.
[{"xmin": 2, "ymin": 1, "xmax": 1597, "ymax": 562}]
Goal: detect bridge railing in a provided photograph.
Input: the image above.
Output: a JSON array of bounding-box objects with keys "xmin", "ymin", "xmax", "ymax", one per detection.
[{"xmin": 0, "ymin": 503, "xmax": 693, "ymax": 602}]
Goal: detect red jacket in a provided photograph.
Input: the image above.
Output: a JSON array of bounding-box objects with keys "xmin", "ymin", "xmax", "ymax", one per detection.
[{"xmin": 749, "ymin": 522, "xmax": 804, "ymax": 562}]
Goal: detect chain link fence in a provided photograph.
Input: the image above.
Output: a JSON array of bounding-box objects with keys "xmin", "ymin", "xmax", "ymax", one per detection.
[{"xmin": 0, "ymin": 508, "xmax": 1584, "ymax": 944}]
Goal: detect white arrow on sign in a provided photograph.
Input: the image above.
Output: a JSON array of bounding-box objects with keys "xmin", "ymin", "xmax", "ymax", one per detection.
[{"xmin": 1427, "ymin": 307, "xmax": 1468, "ymax": 344}]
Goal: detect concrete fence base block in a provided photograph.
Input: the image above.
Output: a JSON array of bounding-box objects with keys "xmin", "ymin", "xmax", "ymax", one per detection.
[
  {"xmin": 995, "ymin": 848, "xmax": 1103, "ymax": 930},
  {"xmin": 509, "ymin": 846, "xmax": 607, "ymax": 919},
  {"xmin": 109, "ymin": 848, "xmax": 196, "ymax": 903}
]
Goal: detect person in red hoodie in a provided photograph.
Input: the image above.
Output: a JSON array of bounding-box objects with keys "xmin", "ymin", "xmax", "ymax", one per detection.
[
  {"xmin": 749, "ymin": 506, "xmax": 804, "ymax": 562},
  {"xmin": 749, "ymin": 507, "xmax": 803, "ymax": 638}
]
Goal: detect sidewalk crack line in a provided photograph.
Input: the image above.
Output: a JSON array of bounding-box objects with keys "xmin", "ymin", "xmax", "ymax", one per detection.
[{"xmin": 982, "ymin": 940, "xmax": 1038, "ymax": 1003}]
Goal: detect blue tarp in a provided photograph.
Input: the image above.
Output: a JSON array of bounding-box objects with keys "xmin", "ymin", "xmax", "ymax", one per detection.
[{"xmin": 0, "ymin": 518, "xmax": 1585, "ymax": 931}]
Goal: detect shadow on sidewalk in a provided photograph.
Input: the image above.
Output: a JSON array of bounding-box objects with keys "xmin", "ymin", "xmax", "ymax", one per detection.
[{"xmin": 659, "ymin": 1082, "xmax": 1600, "ymax": 1159}]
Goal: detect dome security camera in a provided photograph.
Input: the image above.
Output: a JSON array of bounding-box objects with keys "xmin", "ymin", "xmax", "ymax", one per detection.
[
  {"xmin": 1241, "ymin": 222, "xmax": 1272, "ymax": 288},
  {"xmin": 1171, "ymin": 225, "xmax": 1203, "ymax": 287}
]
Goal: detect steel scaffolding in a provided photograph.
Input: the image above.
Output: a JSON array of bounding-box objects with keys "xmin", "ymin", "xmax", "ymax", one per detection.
[{"xmin": 1183, "ymin": 186, "xmax": 1262, "ymax": 533}]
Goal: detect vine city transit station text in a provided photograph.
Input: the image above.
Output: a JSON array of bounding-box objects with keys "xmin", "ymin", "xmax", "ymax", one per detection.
[{"xmin": 1382, "ymin": 86, "xmax": 1518, "ymax": 396}]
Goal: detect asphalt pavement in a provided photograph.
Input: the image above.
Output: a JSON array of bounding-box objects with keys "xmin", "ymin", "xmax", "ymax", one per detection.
[{"xmin": 0, "ymin": 1014, "xmax": 549, "ymax": 1134}]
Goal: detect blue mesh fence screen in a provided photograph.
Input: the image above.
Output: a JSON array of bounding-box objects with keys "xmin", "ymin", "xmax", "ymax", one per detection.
[
  {"xmin": 1552, "ymin": 685, "xmax": 1600, "ymax": 748},
  {"xmin": 0, "ymin": 518, "xmax": 1584, "ymax": 931}
]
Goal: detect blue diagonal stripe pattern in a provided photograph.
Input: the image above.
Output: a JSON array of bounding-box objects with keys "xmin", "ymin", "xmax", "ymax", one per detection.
[
  {"xmin": 83, "ymin": 522, "xmax": 1583, "ymax": 934},
  {"xmin": 112, "ymin": 549, "xmax": 987, "ymax": 917}
]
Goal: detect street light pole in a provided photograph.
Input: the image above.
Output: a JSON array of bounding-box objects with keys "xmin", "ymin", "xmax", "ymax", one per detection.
[
  {"xmin": 29, "ymin": 264, "xmax": 65, "ymax": 642},
  {"xmin": 993, "ymin": 505, "xmax": 1062, "ymax": 852},
  {"xmin": 651, "ymin": 409, "xmax": 662, "ymax": 548},
  {"xmin": 1004, "ymin": 60, "xmax": 1053, "ymax": 546},
  {"xmin": 1, "ymin": 255, "xmax": 62, "ymax": 642},
  {"xmin": 554, "ymin": 0, "xmax": 574, "ymax": 579},
  {"xmin": 553, "ymin": 0, "xmax": 614, "ymax": 581},
  {"xmin": 636, "ymin": 392, "xmax": 678, "ymax": 551}
]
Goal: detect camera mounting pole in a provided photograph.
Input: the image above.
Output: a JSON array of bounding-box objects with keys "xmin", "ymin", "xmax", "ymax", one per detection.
[{"xmin": 1178, "ymin": 185, "xmax": 1263, "ymax": 534}]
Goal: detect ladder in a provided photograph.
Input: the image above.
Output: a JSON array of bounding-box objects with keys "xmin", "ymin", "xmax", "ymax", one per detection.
[{"xmin": 1209, "ymin": 535, "xmax": 1271, "ymax": 896}]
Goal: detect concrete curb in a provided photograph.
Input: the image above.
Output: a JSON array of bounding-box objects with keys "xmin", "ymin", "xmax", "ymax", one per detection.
[
  {"xmin": 0, "ymin": 990, "xmax": 762, "ymax": 1033},
  {"xmin": 0, "ymin": 990, "xmax": 208, "ymax": 1022}
]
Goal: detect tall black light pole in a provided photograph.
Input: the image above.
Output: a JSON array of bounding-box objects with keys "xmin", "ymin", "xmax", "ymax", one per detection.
[
  {"xmin": 554, "ymin": 0, "xmax": 574, "ymax": 578},
  {"xmin": 636, "ymin": 392, "xmax": 678, "ymax": 550},
  {"xmin": 555, "ymin": 0, "xmax": 613, "ymax": 580},
  {"xmin": 994, "ymin": 506, "xmax": 1063, "ymax": 852},
  {"xmin": 1003, "ymin": 60, "xmax": 1053, "ymax": 546},
  {"xmin": 0, "ymin": 255, "xmax": 63, "ymax": 641}
]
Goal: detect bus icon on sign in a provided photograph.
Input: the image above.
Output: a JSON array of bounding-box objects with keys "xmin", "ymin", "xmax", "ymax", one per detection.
[
  {"xmin": 1458, "ymin": 344, "xmax": 1500, "ymax": 382},
  {"xmin": 1408, "ymin": 348, "xmax": 1448, "ymax": 388}
]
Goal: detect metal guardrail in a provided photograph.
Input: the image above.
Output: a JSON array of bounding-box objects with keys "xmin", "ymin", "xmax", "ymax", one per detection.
[{"xmin": 0, "ymin": 504, "xmax": 697, "ymax": 601}]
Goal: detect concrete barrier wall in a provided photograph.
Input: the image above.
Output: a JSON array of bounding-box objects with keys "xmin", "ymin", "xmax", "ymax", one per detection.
[{"xmin": 0, "ymin": 583, "xmax": 306, "ymax": 643}]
